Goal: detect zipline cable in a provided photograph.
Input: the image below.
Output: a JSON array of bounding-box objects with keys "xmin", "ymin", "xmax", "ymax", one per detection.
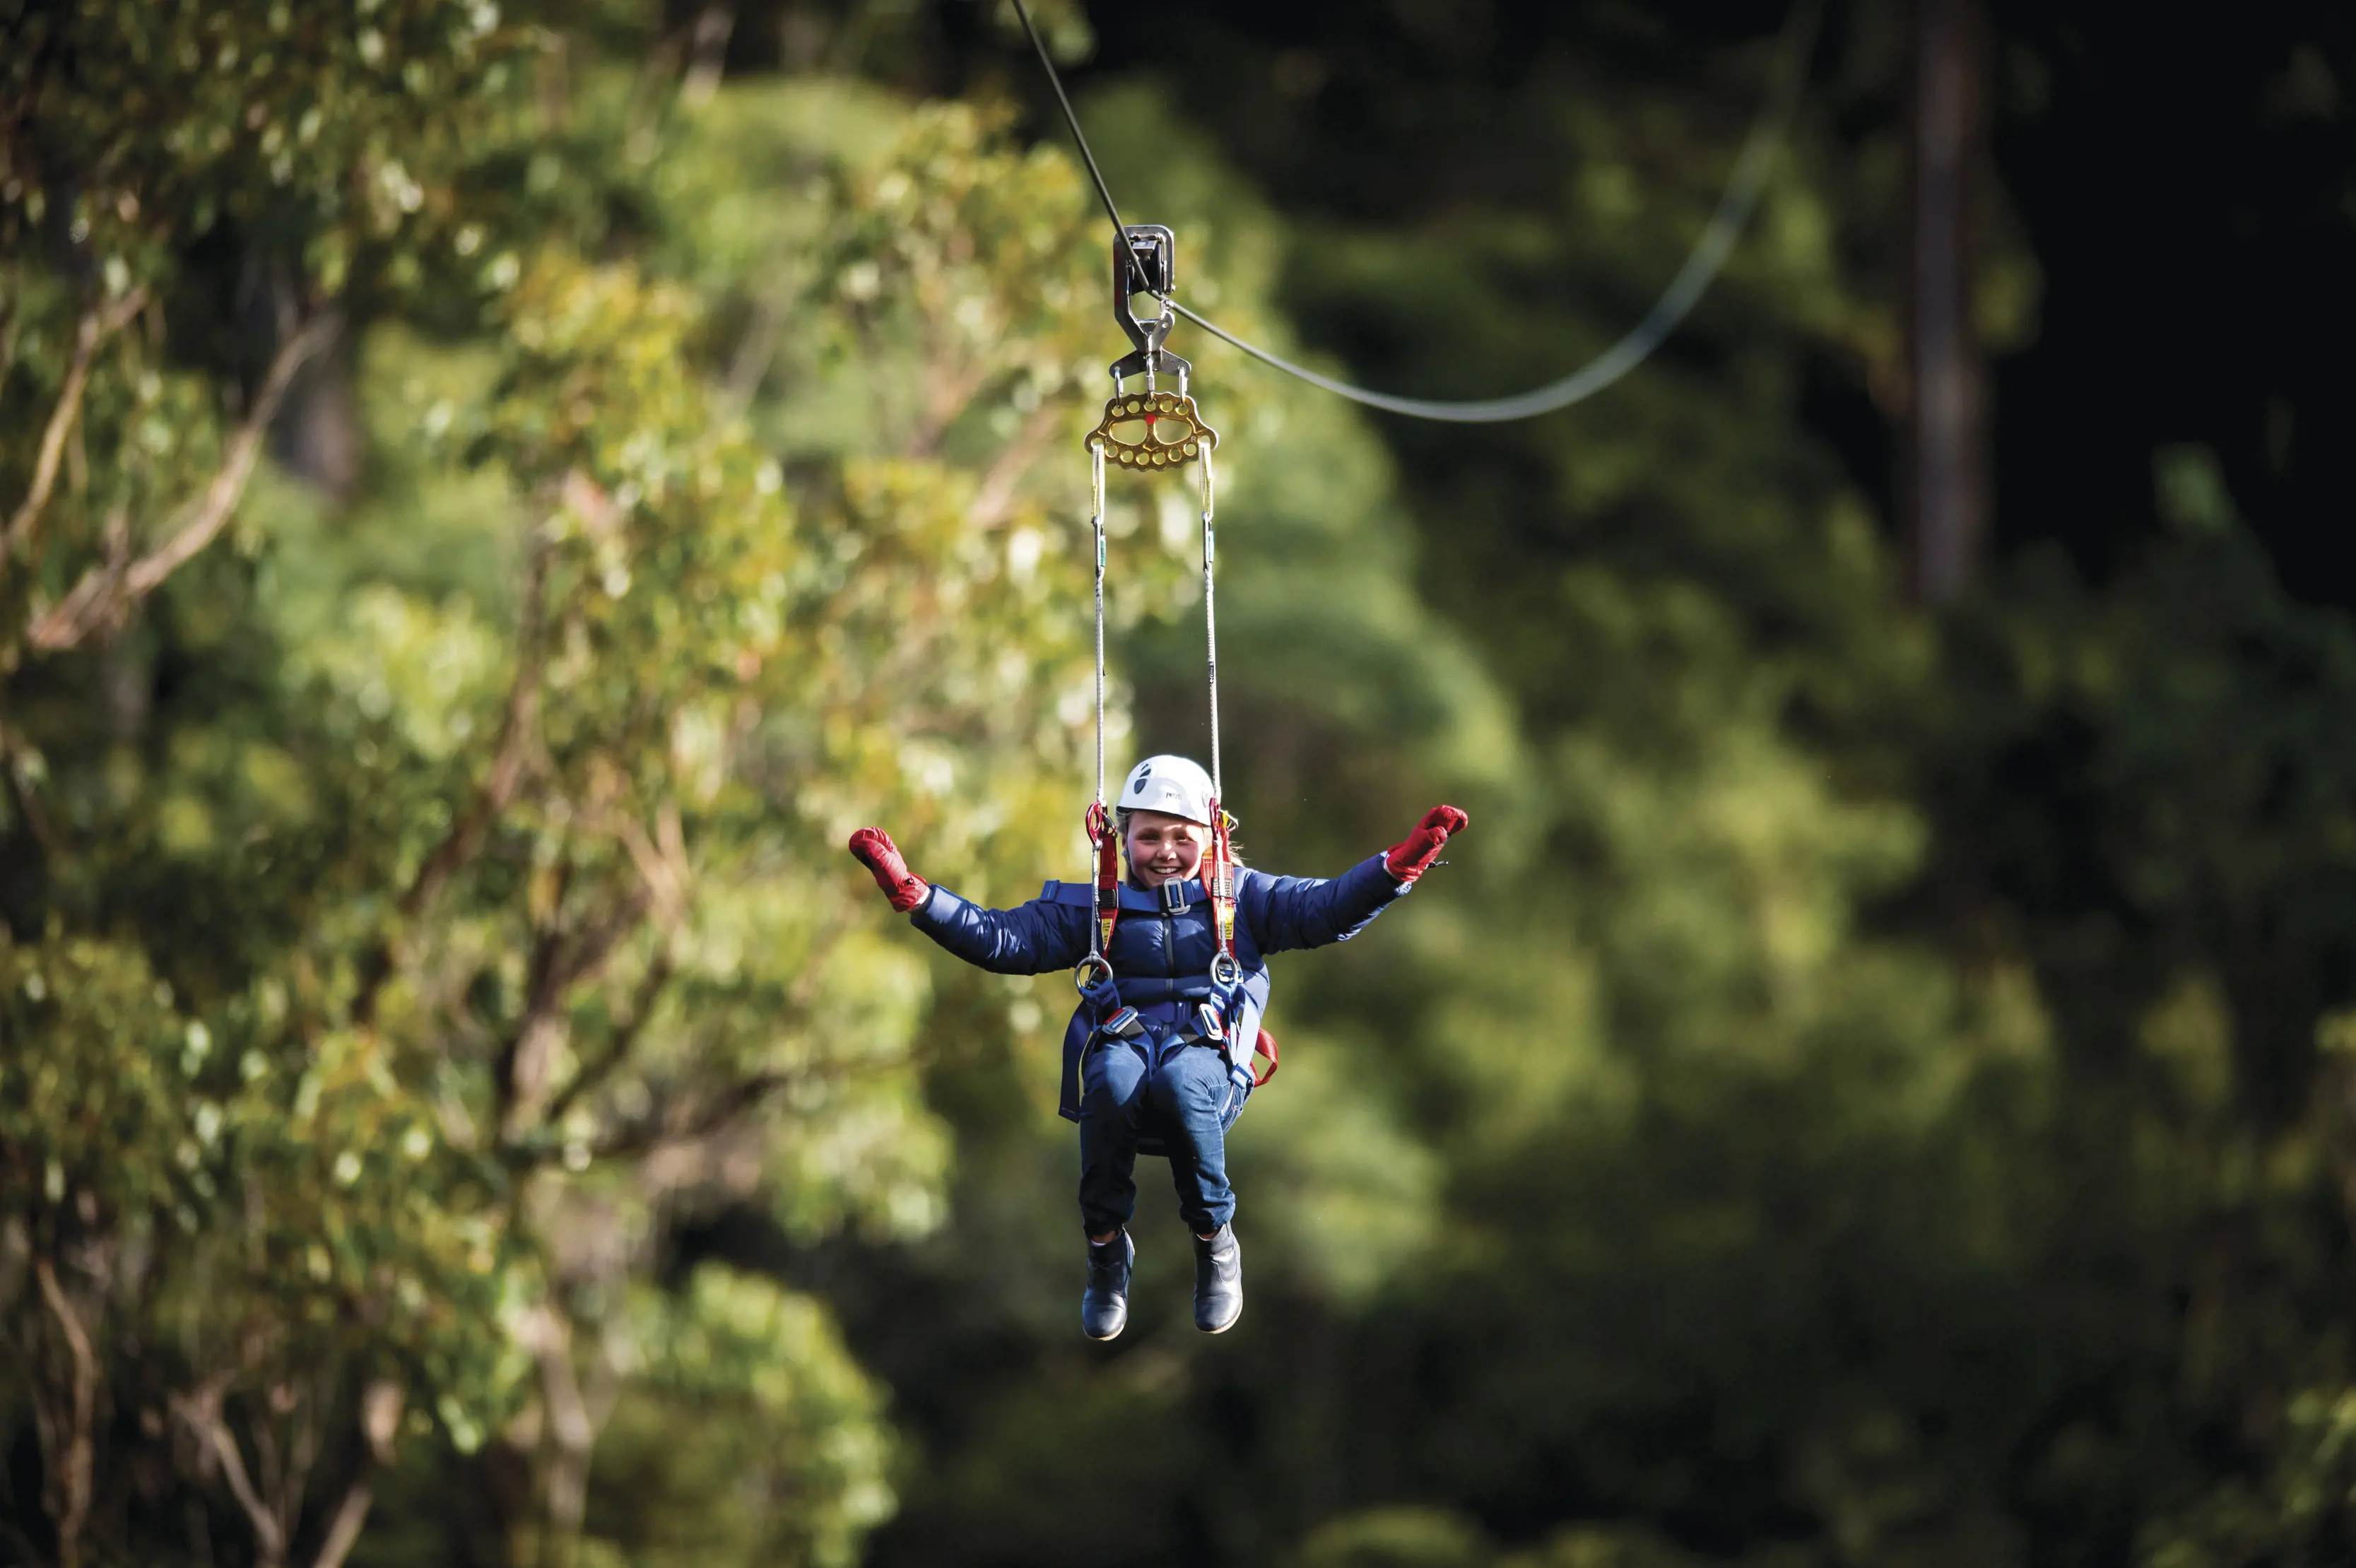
[
  {"xmin": 1006, "ymin": 0, "xmax": 1825, "ymax": 425},
  {"xmin": 1007, "ymin": 0, "xmax": 1160, "ymax": 303}
]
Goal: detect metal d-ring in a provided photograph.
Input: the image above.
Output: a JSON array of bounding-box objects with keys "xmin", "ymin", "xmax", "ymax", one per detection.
[
  {"xmin": 1075, "ymin": 953, "xmax": 1115, "ymax": 993},
  {"xmin": 1210, "ymin": 952, "xmax": 1242, "ymax": 987}
]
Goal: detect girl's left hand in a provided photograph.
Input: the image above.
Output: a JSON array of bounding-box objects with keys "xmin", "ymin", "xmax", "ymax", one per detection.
[
  {"xmin": 1385, "ymin": 805, "xmax": 1468, "ymax": 883},
  {"xmin": 847, "ymin": 827, "xmax": 931, "ymax": 912}
]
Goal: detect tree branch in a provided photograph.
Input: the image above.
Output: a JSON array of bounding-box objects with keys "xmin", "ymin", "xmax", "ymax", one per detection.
[
  {"xmin": 0, "ymin": 712, "xmax": 57, "ymax": 853},
  {"xmin": 495, "ymin": 904, "xmax": 575, "ymax": 1140},
  {"xmin": 0, "ymin": 261, "xmax": 28, "ymax": 386},
  {"xmin": 589, "ymin": 1049, "xmax": 885, "ymax": 1164},
  {"xmin": 33, "ymin": 1259, "xmax": 95, "ymax": 1568},
  {"xmin": 26, "ymin": 310, "xmax": 336, "ymax": 652},
  {"xmin": 23, "ymin": 502, "xmax": 129, "ymax": 650},
  {"xmin": 121, "ymin": 312, "xmax": 337, "ymax": 595},
  {"xmin": 498, "ymin": 879, "xmax": 654, "ymax": 1141},
  {"xmin": 399, "ymin": 521, "xmax": 551, "ymax": 919},
  {"xmin": 304, "ymin": 1374, "xmax": 399, "ymax": 1568},
  {"xmin": 307, "ymin": 1480, "xmax": 373, "ymax": 1568},
  {"xmin": 543, "ymin": 951, "xmax": 674, "ymax": 1128},
  {"xmin": 351, "ymin": 524, "xmax": 553, "ymax": 1025},
  {"xmin": 966, "ymin": 397, "xmax": 1064, "ymax": 531},
  {"xmin": 719, "ymin": 289, "xmax": 784, "ymax": 417},
  {"xmin": 279, "ymin": 1380, "xmax": 324, "ymax": 1555},
  {"xmin": 583, "ymin": 904, "xmax": 906, "ymax": 1165},
  {"xmin": 3, "ymin": 287, "xmax": 148, "ymax": 562},
  {"xmin": 560, "ymin": 885, "xmax": 656, "ymax": 989},
  {"xmin": 681, "ymin": 5, "xmax": 737, "ymax": 105},
  {"xmin": 613, "ymin": 799, "xmax": 691, "ymax": 926},
  {"xmin": 172, "ymin": 1386, "xmax": 288, "ymax": 1568},
  {"xmin": 518, "ymin": 1303, "xmax": 599, "ymax": 1543}
]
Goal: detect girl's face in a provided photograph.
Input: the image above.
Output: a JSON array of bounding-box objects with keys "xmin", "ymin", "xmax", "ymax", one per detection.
[{"xmin": 1125, "ymin": 809, "xmax": 1207, "ymax": 889}]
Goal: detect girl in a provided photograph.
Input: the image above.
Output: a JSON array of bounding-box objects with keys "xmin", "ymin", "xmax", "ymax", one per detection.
[{"xmin": 847, "ymin": 755, "xmax": 1466, "ymax": 1339}]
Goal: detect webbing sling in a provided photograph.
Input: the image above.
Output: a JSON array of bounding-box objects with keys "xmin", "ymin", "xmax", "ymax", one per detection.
[
  {"xmin": 1079, "ymin": 443, "xmax": 1117, "ymax": 1001},
  {"xmin": 1198, "ymin": 442, "xmax": 1238, "ymax": 986},
  {"xmin": 1088, "ymin": 799, "xmax": 1119, "ymax": 959}
]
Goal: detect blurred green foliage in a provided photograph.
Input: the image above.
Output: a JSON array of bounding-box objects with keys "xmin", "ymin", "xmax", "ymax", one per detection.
[
  {"xmin": 6, "ymin": 1, "xmax": 2356, "ymax": 1567},
  {"xmin": 2, "ymin": 0, "xmax": 1156, "ymax": 1562}
]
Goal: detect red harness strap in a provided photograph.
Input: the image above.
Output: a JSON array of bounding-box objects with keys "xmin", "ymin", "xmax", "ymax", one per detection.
[
  {"xmin": 1086, "ymin": 801, "xmax": 1120, "ymax": 956},
  {"xmin": 1204, "ymin": 803, "xmax": 1280, "ymax": 1086},
  {"xmin": 1204, "ymin": 803, "xmax": 1239, "ymax": 962}
]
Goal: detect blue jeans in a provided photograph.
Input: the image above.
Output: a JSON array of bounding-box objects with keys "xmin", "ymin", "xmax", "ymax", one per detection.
[{"xmin": 1080, "ymin": 1032, "xmax": 1241, "ymax": 1237}]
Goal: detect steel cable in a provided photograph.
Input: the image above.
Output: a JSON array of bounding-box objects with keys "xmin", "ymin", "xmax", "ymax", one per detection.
[{"xmin": 1006, "ymin": 0, "xmax": 1823, "ymax": 424}]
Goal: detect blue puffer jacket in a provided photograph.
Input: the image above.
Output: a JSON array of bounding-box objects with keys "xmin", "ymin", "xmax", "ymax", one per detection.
[{"xmin": 911, "ymin": 854, "xmax": 1410, "ymax": 1120}]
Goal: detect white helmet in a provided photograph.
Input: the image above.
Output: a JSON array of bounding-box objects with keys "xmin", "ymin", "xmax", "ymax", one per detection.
[{"xmin": 1118, "ymin": 755, "xmax": 1215, "ymax": 826}]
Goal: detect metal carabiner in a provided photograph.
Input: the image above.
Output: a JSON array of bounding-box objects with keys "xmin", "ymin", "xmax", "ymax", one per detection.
[
  {"xmin": 1209, "ymin": 951, "xmax": 1242, "ymax": 988},
  {"xmin": 1075, "ymin": 952, "xmax": 1116, "ymax": 994}
]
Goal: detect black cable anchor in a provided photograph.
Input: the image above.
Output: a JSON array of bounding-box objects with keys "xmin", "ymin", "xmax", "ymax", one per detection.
[{"xmin": 1090, "ymin": 225, "xmax": 1218, "ymax": 471}]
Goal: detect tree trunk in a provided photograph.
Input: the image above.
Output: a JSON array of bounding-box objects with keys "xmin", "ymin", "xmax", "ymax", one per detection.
[{"xmin": 1906, "ymin": 0, "xmax": 1990, "ymax": 603}]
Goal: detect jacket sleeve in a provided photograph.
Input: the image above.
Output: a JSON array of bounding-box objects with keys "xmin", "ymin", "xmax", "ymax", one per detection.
[
  {"xmin": 1238, "ymin": 854, "xmax": 1410, "ymax": 956},
  {"xmin": 908, "ymin": 883, "xmax": 1090, "ymax": 976}
]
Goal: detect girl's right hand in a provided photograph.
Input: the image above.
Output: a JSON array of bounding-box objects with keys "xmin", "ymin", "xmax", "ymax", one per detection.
[
  {"xmin": 1384, "ymin": 805, "xmax": 1468, "ymax": 883},
  {"xmin": 847, "ymin": 827, "xmax": 930, "ymax": 912}
]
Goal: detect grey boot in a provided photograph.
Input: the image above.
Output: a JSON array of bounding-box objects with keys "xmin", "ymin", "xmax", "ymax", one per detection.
[
  {"xmin": 1192, "ymin": 1222, "xmax": 1242, "ymax": 1333},
  {"xmin": 1082, "ymin": 1230, "xmax": 1133, "ymax": 1340}
]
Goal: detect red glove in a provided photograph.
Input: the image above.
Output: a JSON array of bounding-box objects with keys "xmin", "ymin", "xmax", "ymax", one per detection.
[
  {"xmin": 847, "ymin": 827, "xmax": 929, "ymax": 912},
  {"xmin": 1384, "ymin": 805, "xmax": 1468, "ymax": 883}
]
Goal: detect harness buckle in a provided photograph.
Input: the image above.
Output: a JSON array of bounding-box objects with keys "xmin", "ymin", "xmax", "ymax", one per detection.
[{"xmin": 1193, "ymin": 1000, "xmax": 1225, "ymax": 1044}]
